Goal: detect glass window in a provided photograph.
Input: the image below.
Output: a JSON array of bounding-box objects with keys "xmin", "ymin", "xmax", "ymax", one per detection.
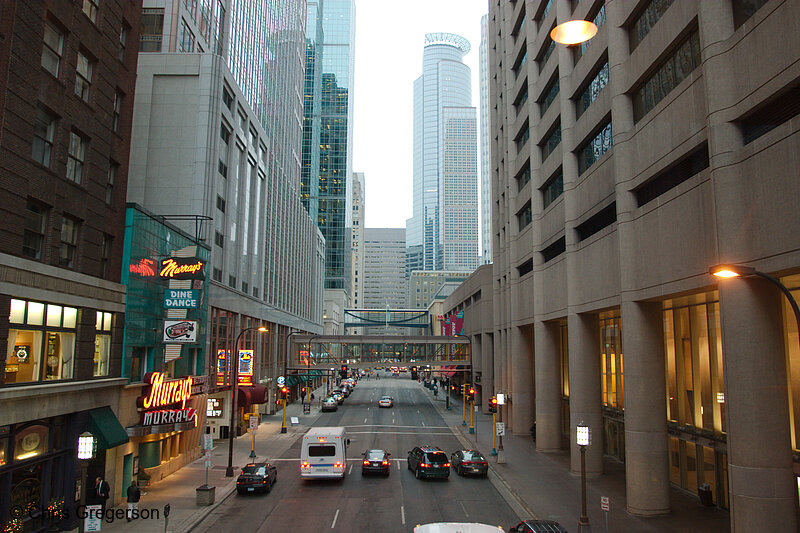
[
  {"xmin": 44, "ymin": 332, "xmax": 74, "ymax": 380},
  {"xmin": 0, "ymin": 437, "xmax": 7, "ymax": 466},
  {"xmin": 9, "ymin": 299, "xmax": 25, "ymax": 324},
  {"xmin": 62, "ymin": 307, "xmax": 77, "ymax": 328},
  {"xmin": 517, "ymin": 203, "xmax": 532, "ymax": 231},
  {"xmin": 179, "ymin": 19, "xmax": 195, "ymax": 52},
  {"xmin": 14, "ymin": 425, "xmax": 49, "ymax": 461},
  {"xmin": 46, "ymin": 305, "xmax": 62, "ymax": 327},
  {"xmin": 106, "ymin": 162, "xmax": 117, "ymax": 204},
  {"xmin": 577, "ymin": 62, "xmax": 609, "ymax": 119},
  {"xmin": 101, "ymin": 235, "xmax": 112, "ymax": 278},
  {"xmin": 75, "ymin": 51, "xmax": 93, "ymax": 102},
  {"xmin": 59, "ymin": 216, "xmax": 79, "ymax": 268},
  {"xmin": 82, "ymin": 0, "xmax": 99, "ymax": 23},
  {"xmin": 5, "ymin": 330, "xmax": 43, "ymax": 383},
  {"xmin": 600, "ymin": 312, "xmax": 623, "ymax": 410},
  {"xmin": 629, "ymin": 0, "xmax": 674, "ymax": 51},
  {"xmin": 542, "ymin": 170, "xmax": 564, "ymax": 208},
  {"xmin": 119, "ymin": 24, "xmax": 128, "ymax": 62},
  {"xmin": 22, "ymin": 202, "xmax": 47, "ymax": 260},
  {"xmin": 41, "ymin": 21, "xmax": 63, "ymax": 77},
  {"xmin": 541, "ymin": 76, "xmax": 559, "ymax": 115},
  {"xmin": 32, "ymin": 106, "xmax": 56, "ymax": 166},
  {"xmin": 185, "ymin": 0, "xmax": 198, "ymax": 20},
  {"xmin": 578, "ymin": 121, "xmax": 612, "ymax": 174},
  {"xmin": 94, "ymin": 334, "xmax": 111, "ymax": 376},
  {"xmin": 541, "ymin": 122, "xmax": 561, "ymax": 162},
  {"xmin": 140, "ymin": 8, "xmax": 165, "ymax": 52},
  {"xmin": 112, "ymin": 91, "xmax": 122, "ymax": 132},
  {"xmin": 27, "ymin": 302, "xmax": 44, "ymax": 326},
  {"xmin": 67, "ymin": 132, "xmax": 87, "ymax": 184},
  {"xmin": 308, "ymin": 445, "xmax": 336, "ymax": 457}
]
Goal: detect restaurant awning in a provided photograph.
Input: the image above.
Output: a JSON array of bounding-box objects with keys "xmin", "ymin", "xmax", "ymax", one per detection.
[
  {"xmin": 237, "ymin": 384, "xmax": 268, "ymax": 407},
  {"xmin": 88, "ymin": 406, "xmax": 130, "ymax": 449}
]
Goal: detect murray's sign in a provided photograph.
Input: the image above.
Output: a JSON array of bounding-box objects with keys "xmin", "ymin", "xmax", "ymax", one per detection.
[{"xmin": 159, "ymin": 257, "xmax": 206, "ymax": 280}]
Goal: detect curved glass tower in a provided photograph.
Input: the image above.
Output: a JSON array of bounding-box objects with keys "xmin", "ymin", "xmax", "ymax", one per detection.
[{"xmin": 407, "ymin": 33, "xmax": 478, "ymax": 273}]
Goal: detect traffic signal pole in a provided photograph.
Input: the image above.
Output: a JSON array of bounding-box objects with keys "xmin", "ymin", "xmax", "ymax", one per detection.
[
  {"xmin": 491, "ymin": 411, "xmax": 497, "ymax": 455},
  {"xmin": 280, "ymin": 398, "xmax": 287, "ymax": 433},
  {"xmin": 469, "ymin": 396, "xmax": 475, "ymax": 434},
  {"xmin": 462, "ymin": 385, "xmax": 466, "ymax": 426}
]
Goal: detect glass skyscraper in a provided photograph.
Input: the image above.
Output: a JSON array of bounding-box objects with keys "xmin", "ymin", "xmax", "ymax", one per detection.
[
  {"xmin": 301, "ymin": 0, "xmax": 356, "ymax": 292},
  {"xmin": 406, "ymin": 33, "xmax": 479, "ymax": 272}
]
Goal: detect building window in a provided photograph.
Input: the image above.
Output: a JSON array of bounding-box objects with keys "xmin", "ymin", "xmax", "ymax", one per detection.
[
  {"xmin": 516, "ymin": 164, "xmax": 531, "ymax": 191},
  {"xmin": 94, "ymin": 311, "xmax": 112, "ymax": 376},
  {"xmin": 578, "ymin": 121, "xmax": 612, "ymax": 174},
  {"xmin": 732, "ymin": 0, "xmax": 769, "ymax": 29},
  {"xmin": 22, "ymin": 202, "xmax": 48, "ymax": 260},
  {"xmin": 218, "ymin": 159, "xmax": 228, "ymax": 178},
  {"xmin": 574, "ymin": 3, "xmax": 606, "ymax": 61},
  {"xmin": 6, "ymin": 299, "xmax": 78, "ymax": 383},
  {"xmin": 179, "ymin": 19, "xmax": 195, "ymax": 52},
  {"xmin": 101, "ymin": 235, "xmax": 112, "ymax": 279},
  {"xmin": 59, "ymin": 216, "xmax": 79, "ymax": 268},
  {"xmin": 119, "ymin": 23, "xmax": 128, "ymax": 62},
  {"xmin": 516, "ymin": 125, "xmax": 530, "ymax": 151},
  {"xmin": 140, "ymin": 8, "xmax": 164, "ymax": 52},
  {"xmin": 229, "ymin": 275, "xmax": 236, "ymax": 288},
  {"xmin": 541, "ymin": 122, "xmax": 561, "ymax": 162},
  {"xmin": 540, "ymin": 75, "xmax": 559, "ymax": 115},
  {"xmin": 112, "ymin": 90, "xmax": 122, "ymax": 132},
  {"xmin": 212, "ymin": 268, "xmax": 222, "ymax": 282},
  {"xmin": 629, "ymin": 0, "xmax": 674, "ymax": 51},
  {"xmin": 106, "ymin": 162, "xmax": 117, "ymax": 204},
  {"xmin": 222, "ymin": 88, "xmax": 233, "ymax": 110},
  {"xmin": 66, "ymin": 132, "xmax": 87, "ymax": 184},
  {"xmin": 600, "ymin": 312, "xmax": 623, "ymax": 409},
  {"xmin": 185, "ymin": 0, "xmax": 198, "ymax": 20},
  {"xmin": 516, "ymin": 203, "xmax": 532, "ymax": 231},
  {"xmin": 41, "ymin": 21, "xmax": 63, "ymax": 77},
  {"xmin": 75, "ymin": 51, "xmax": 93, "ymax": 102},
  {"xmin": 215, "ymin": 231, "xmax": 224, "ymax": 248},
  {"xmin": 216, "ymin": 195, "xmax": 226, "ymax": 212},
  {"xmin": 32, "ymin": 106, "xmax": 56, "ymax": 167},
  {"xmin": 542, "ymin": 170, "xmax": 563, "ymax": 208},
  {"xmin": 220, "ymin": 124, "xmax": 230, "ymax": 144},
  {"xmin": 632, "ymin": 30, "xmax": 701, "ymax": 123},
  {"xmin": 577, "ymin": 61, "xmax": 609, "ymax": 119},
  {"xmin": 82, "ymin": 0, "xmax": 99, "ymax": 23}
]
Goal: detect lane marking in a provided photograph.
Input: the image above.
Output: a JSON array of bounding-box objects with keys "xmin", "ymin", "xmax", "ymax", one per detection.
[
  {"xmin": 422, "ymin": 421, "xmax": 425, "ymax": 426},
  {"xmin": 401, "ymin": 505, "xmax": 405, "ymax": 525},
  {"xmin": 341, "ymin": 424, "xmax": 449, "ymax": 429},
  {"xmin": 348, "ymin": 464, "xmax": 353, "ymax": 475},
  {"xmin": 397, "ymin": 460, "xmax": 401, "ymax": 470},
  {"xmin": 459, "ymin": 501, "xmax": 470, "ymax": 519},
  {"xmin": 331, "ymin": 509, "xmax": 340, "ymax": 529},
  {"xmin": 347, "ymin": 431, "xmax": 454, "ymax": 435},
  {"xmin": 364, "ymin": 417, "xmax": 368, "ymax": 423}
]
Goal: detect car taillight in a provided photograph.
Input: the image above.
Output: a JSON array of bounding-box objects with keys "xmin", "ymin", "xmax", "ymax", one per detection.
[
  {"xmin": 382, "ymin": 460, "xmax": 389, "ymax": 465},
  {"xmin": 479, "ymin": 462, "xmax": 488, "ymax": 466},
  {"xmin": 301, "ymin": 462, "xmax": 310, "ymax": 469},
  {"xmin": 262, "ymin": 479, "xmax": 267, "ymax": 483},
  {"xmin": 443, "ymin": 463, "xmax": 451, "ymax": 467},
  {"xmin": 363, "ymin": 460, "xmax": 370, "ymax": 465},
  {"xmin": 420, "ymin": 463, "xmax": 430, "ymax": 468}
]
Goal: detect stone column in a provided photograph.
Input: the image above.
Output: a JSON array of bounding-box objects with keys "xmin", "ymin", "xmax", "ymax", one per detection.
[
  {"xmin": 534, "ymin": 320, "xmax": 562, "ymax": 451},
  {"xmin": 511, "ymin": 325, "xmax": 534, "ymax": 435},
  {"xmin": 568, "ymin": 312, "xmax": 602, "ymax": 475},
  {"xmin": 622, "ymin": 300, "xmax": 670, "ymax": 515},
  {"xmin": 481, "ymin": 333, "xmax": 494, "ymax": 404},
  {"xmin": 719, "ymin": 278, "xmax": 796, "ymax": 532}
]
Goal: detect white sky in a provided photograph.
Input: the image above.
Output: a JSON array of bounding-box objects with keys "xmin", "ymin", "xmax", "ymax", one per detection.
[{"xmin": 352, "ymin": 0, "xmax": 489, "ymax": 229}]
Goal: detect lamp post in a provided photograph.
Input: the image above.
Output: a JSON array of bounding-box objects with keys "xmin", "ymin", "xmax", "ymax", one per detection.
[
  {"xmin": 577, "ymin": 421, "xmax": 591, "ymax": 533},
  {"xmin": 77, "ymin": 432, "xmax": 95, "ymax": 533},
  {"xmin": 550, "ymin": 20, "xmax": 598, "ymax": 45},
  {"xmin": 226, "ymin": 326, "xmax": 268, "ymax": 477},
  {"xmin": 710, "ymin": 264, "xmax": 800, "ymax": 329}
]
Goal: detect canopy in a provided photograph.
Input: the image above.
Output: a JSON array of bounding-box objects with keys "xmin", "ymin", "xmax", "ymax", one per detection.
[{"xmin": 88, "ymin": 406, "xmax": 129, "ymax": 449}]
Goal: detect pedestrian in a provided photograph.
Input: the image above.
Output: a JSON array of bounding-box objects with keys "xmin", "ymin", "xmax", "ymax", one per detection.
[
  {"xmin": 310, "ymin": 393, "xmax": 315, "ymax": 404},
  {"xmin": 126, "ymin": 480, "xmax": 141, "ymax": 521},
  {"xmin": 95, "ymin": 476, "xmax": 110, "ymax": 514}
]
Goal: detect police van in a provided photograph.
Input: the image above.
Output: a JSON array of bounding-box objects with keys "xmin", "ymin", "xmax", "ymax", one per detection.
[{"xmin": 300, "ymin": 427, "xmax": 349, "ymax": 479}]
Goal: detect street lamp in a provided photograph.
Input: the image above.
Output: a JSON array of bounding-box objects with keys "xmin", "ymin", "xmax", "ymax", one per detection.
[
  {"xmin": 551, "ymin": 20, "xmax": 598, "ymax": 45},
  {"xmin": 226, "ymin": 326, "xmax": 268, "ymax": 477},
  {"xmin": 77, "ymin": 431, "xmax": 95, "ymax": 533},
  {"xmin": 576, "ymin": 421, "xmax": 591, "ymax": 533},
  {"xmin": 710, "ymin": 264, "xmax": 800, "ymax": 328}
]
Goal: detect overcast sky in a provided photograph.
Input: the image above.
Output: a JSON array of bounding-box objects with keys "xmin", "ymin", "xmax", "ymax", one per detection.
[{"xmin": 352, "ymin": 0, "xmax": 489, "ymax": 229}]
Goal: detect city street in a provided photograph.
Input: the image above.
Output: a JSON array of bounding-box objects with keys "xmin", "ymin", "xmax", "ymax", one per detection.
[{"xmin": 194, "ymin": 373, "xmax": 519, "ymax": 532}]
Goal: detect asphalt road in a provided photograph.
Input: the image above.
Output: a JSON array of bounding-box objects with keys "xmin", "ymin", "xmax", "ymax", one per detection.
[{"xmin": 194, "ymin": 373, "xmax": 519, "ymax": 532}]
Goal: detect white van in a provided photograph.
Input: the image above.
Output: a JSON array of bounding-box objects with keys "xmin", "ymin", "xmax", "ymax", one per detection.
[
  {"xmin": 300, "ymin": 427, "xmax": 349, "ymax": 479},
  {"xmin": 414, "ymin": 524, "xmax": 504, "ymax": 533}
]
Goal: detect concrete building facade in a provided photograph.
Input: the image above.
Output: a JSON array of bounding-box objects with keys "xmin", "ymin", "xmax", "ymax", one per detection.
[
  {"xmin": 351, "ymin": 172, "xmax": 365, "ymax": 312},
  {"xmin": 479, "ymin": 14, "xmax": 492, "ymax": 265},
  {"xmin": 408, "ymin": 271, "xmax": 472, "ymax": 310},
  {"xmin": 484, "ymin": 0, "xmax": 800, "ymax": 531},
  {"xmin": 363, "ymin": 228, "xmax": 407, "ymax": 313}
]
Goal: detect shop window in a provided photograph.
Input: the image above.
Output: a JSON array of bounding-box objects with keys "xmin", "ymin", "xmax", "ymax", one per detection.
[
  {"xmin": 600, "ymin": 312, "xmax": 623, "ymax": 410},
  {"xmin": 0, "ymin": 437, "xmax": 7, "ymax": 466},
  {"xmin": 782, "ymin": 278, "xmax": 800, "ymax": 451},
  {"xmin": 6, "ymin": 299, "xmax": 77, "ymax": 383},
  {"xmin": 14, "ymin": 424, "xmax": 49, "ymax": 461},
  {"xmin": 94, "ymin": 311, "xmax": 112, "ymax": 376}
]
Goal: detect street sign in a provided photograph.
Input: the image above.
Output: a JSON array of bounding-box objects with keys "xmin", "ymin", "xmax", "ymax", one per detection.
[
  {"xmin": 203, "ymin": 434, "xmax": 213, "ymax": 450},
  {"xmin": 601, "ymin": 496, "xmax": 610, "ymax": 511},
  {"xmin": 84, "ymin": 505, "xmax": 102, "ymax": 532},
  {"xmin": 497, "ymin": 393, "xmax": 505, "ymax": 405},
  {"xmin": 204, "ymin": 450, "xmax": 212, "ymax": 468},
  {"xmin": 249, "ymin": 415, "xmax": 259, "ymax": 432},
  {"xmin": 277, "ymin": 376, "xmax": 285, "ymax": 386},
  {"xmin": 496, "ymin": 422, "xmax": 505, "ymax": 436}
]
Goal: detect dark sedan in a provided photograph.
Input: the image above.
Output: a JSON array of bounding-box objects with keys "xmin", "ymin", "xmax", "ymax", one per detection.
[
  {"xmin": 361, "ymin": 449, "xmax": 391, "ymax": 476},
  {"xmin": 450, "ymin": 450, "xmax": 489, "ymax": 477},
  {"xmin": 236, "ymin": 462, "xmax": 277, "ymax": 494},
  {"xmin": 508, "ymin": 520, "xmax": 568, "ymax": 533}
]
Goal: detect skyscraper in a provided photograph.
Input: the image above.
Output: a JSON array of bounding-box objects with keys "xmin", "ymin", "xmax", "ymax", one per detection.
[
  {"xmin": 406, "ymin": 33, "xmax": 479, "ymax": 273},
  {"xmin": 479, "ymin": 14, "xmax": 492, "ymax": 264},
  {"xmin": 351, "ymin": 172, "xmax": 365, "ymax": 310},
  {"xmin": 302, "ymin": 0, "xmax": 356, "ymax": 298}
]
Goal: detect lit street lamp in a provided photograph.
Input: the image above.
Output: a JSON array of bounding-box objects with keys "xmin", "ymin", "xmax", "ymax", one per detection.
[
  {"xmin": 577, "ymin": 422, "xmax": 591, "ymax": 533},
  {"xmin": 710, "ymin": 264, "xmax": 800, "ymax": 328},
  {"xmin": 551, "ymin": 20, "xmax": 598, "ymax": 45},
  {"xmin": 226, "ymin": 326, "xmax": 268, "ymax": 477},
  {"xmin": 77, "ymin": 432, "xmax": 95, "ymax": 533}
]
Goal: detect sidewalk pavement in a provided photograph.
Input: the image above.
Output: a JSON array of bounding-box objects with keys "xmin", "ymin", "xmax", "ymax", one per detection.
[
  {"xmin": 69, "ymin": 383, "xmax": 330, "ymax": 533},
  {"xmin": 427, "ymin": 384, "xmax": 731, "ymax": 533}
]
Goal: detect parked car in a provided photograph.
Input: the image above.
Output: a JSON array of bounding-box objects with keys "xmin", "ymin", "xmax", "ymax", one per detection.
[
  {"xmin": 361, "ymin": 449, "xmax": 391, "ymax": 476},
  {"xmin": 378, "ymin": 396, "xmax": 393, "ymax": 408},
  {"xmin": 408, "ymin": 446, "xmax": 450, "ymax": 480},
  {"xmin": 450, "ymin": 450, "xmax": 489, "ymax": 477},
  {"xmin": 508, "ymin": 520, "xmax": 567, "ymax": 533},
  {"xmin": 236, "ymin": 462, "xmax": 277, "ymax": 494},
  {"xmin": 321, "ymin": 397, "xmax": 338, "ymax": 412},
  {"xmin": 331, "ymin": 390, "xmax": 345, "ymax": 404}
]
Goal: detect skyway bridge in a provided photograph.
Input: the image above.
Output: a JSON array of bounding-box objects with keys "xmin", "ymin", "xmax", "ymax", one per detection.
[{"xmin": 286, "ymin": 334, "xmax": 471, "ymax": 372}]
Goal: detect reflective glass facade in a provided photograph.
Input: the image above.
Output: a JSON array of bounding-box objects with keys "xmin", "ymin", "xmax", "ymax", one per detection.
[
  {"xmin": 301, "ymin": 0, "xmax": 355, "ymax": 291},
  {"xmin": 407, "ymin": 34, "xmax": 478, "ymax": 272}
]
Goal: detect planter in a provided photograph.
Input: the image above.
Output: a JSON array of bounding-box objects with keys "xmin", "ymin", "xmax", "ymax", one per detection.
[
  {"xmin": 196, "ymin": 485, "xmax": 215, "ymax": 506},
  {"xmin": 698, "ymin": 486, "xmax": 713, "ymax": 507}
]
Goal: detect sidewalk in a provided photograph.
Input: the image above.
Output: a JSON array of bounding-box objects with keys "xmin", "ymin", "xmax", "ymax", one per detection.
[
  {"xmin": 427, "ymin": 384, "xmax": 731, "ymax": 533},
  {"xmin": 72, "ymin": 383, "xmax": 330, "ymax": 533}
]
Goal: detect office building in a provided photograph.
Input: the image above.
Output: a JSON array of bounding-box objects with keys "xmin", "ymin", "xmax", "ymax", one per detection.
[
  {"xmin": 482, "ymin": 1, "xmax": 800, "ymax": 530},
  {"xmin": 0, "ymin": 0, "xmax": 141, "ymax": 520},
  {"xmin": 408, "ymin": 271, "xmax": 472, "ymax": 310},
  {"xmin": 479, "ymin": 14, "xmax": 492, "ymax": 265},
  {"xmin": 301, "ymin": 0, "xmax": 356, "ymax": 298},
  {"xmin": 406, "ymin": 33, "xmax": 479, "ymax": 273},
  {"xmin": 351, "ymin": 172, "xmax": 365, "ymax": 311},
  {"xmin": 363, "ymin": 228, "xmax": 407, "ymax": 311}
]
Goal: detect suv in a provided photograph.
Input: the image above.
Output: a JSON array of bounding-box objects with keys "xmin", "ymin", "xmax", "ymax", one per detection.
[{"xmin": 407, "ymin": 446, "xmax": 450, "ymax": 479}]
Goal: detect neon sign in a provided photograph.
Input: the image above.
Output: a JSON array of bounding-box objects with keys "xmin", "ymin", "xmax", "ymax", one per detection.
[
  {"xmin": 137, "ymin": 372, "xmax": 193, "ymax": 410},
  {"xmin": 129, "ymin": 258, "xmax": 156, "ymax": 276},
  {"xmin": 238, "ymin": 350, "xmax": 253, "ymax": 386},
  {"xmin": 159, "ymin": 258, "xmax": 206, "ymax": 280}
]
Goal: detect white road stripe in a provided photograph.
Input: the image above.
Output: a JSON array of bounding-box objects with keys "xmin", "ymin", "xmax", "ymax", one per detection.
[
  {"xmin": 364, "ymin": 417, "xmax": 367, "ymax": 423},
  {"xmin": 401, "ymin": 505, "xmax": 406, "ymax": 525},
  {"xmin": 348, "ymin": 464, "xmax": 353, "ymax": 475},
  {"xmin": 397, "ymin": 460, "xmax": 401, "ymax": 470},
  {"xmin": 331, "ymin": 509, "xmax": 340, "ymax": 529},
  {"xmin": 342, "ymin": 424, "xmax": 449, "ymax": 429},
  {"xmin": 348, "ymin": 431, "xmax": 453, "ymax": 435}
]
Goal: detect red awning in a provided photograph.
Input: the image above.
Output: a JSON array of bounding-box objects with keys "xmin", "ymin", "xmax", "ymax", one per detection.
[{"xmin": 237, "ymin": 384, "xmax": 268, "ymax": 407}]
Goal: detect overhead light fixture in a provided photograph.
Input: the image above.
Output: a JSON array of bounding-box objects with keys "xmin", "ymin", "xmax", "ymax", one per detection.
[{"xmin": 550, "ymin": 20, "xmax": 598, "ymax": 45}]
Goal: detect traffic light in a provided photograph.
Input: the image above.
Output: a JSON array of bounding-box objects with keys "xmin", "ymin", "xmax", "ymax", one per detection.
[
  {"xmin": 340, "ymin": 365, "xmax": 348, "ymax": 378},
  {"xmin": 488, "ymin": 396, "xmax": 498, "ymax": 413},
  {"xmin": 280, "ymin": 386, "xmax": 289, "ymax": 400},
  {"xmin": 467, "ymin": 386, "xmax": 476, "ymax": 400}
]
